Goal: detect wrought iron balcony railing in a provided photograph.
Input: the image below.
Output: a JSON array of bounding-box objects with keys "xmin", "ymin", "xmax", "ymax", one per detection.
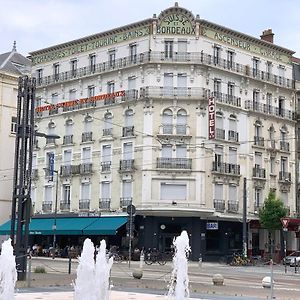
[
  {"xmin": 254, "ymin": 136, "xmax": 264, "ymax": 147},
  {"xmin": 103, "ymin": 128, "xmax": 113, "ymax": 136},
  {"xmin": 228, "ymin": 201, "xmax": 239, "ymax": 213},
  {"xmin": 82, "ymin": 132, "xmax": 93, "ymax": 142},
  {"xmin": 210, "ymin": 91, "xmax": 241, "ymax": 107},
  {"xmin": 42, "ymin": 201, "xmax": 52, "ymax": 212},
  {"xmin": 157, "ymin": 157, "xmax": 192, "ymax": 169},
  {"xmin": 60, "ymin": 202, "xmax": 70, "ymax": 211},
  {"xmin": 79, "ymin": 199, "xmax": 90, "ymax": 210},
  {"xmin": 212, "ymin": 162, "xmax": 240, "ymax": 175},
  {"xmin": 122, "ymin": 126, "xmax": 134, "ymax": 137},
  {"xmin": 215, "ymin": 128, "xmax": 225, "ymax": 140},
  {"xmin": 80, "ymin": 163, "xmax": 93, "ymax": 174},
  {"xmin": 119, "ymin": 159, "xmax": 135, "ymax": 172},
  {"xmin": 63, "ymin": 135, "xmax": 73, "ymax": 145},
  {"xmin": 280, "ymin": 141, "xmax": 290, "ymax": 152},
  {"xmin": 279, "ymin": 171, "xmax": 291, "ymax": 182},
  {"xmin": 228, "ymin": 130, "xmax": 239, "ymax": 142},
  {"xmin": 120, "ymin": 197, "xmax": 132, "ymax": 208},
  {"xmin": 101, "ymin": 161, "xmax": 111, "ymax": 172},
  {"xmin": 99, "ymin": 198, "xmax": 111, "ymax": 210},
  {"xmin": 252, "ymin": 166, "xmax": 266, "ymax": 178},
  {"xmin": 214, "ymin": 199, "xmax": 225, "ymax": 212}
]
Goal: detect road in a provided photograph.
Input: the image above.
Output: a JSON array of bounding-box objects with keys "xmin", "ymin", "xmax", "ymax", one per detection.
[{"xmin": 20, "ymin": 257, "xmax": 300, "ymax": 299}]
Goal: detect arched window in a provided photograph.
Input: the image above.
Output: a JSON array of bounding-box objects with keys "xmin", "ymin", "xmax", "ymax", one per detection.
[
  {"xmin": 162, "ymin": 109, "xmax": 173, "ymax": 134},
  {"xmin": 46, "ymin": 121, "xmax": 56, "ymax": 144},
  {"xmin": 228, "ymin": 114, "xmax": 238, "ymax": 141},
  {"xmin": 64, "ymin": 119, "xmax": 73, "ymax": 144},
  {"xmin": 82, "ymin": 115, "xmax": 93, "ymax": 142},
  {"xmin": 177, "ymin": 109, "xmax": 187, "ymax": 134},
  {"xmin": 103, "ymin": 112, "xmax": 113, "ymax": 136}
]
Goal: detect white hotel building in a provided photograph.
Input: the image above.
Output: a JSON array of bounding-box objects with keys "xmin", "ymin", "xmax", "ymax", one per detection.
[{"xmin": 28, "ymin": 3, "xmax": 299, "ymax": 260}]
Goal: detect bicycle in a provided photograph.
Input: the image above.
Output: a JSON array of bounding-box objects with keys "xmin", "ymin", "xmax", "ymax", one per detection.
[{"xmin": 144, "ymin": 248, "xmax": 167, "ymax": 265}]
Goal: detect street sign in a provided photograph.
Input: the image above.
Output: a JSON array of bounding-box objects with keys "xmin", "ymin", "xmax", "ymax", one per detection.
[
  {"xmin": 126, "ymin": 204, "xmax": 136, "ymax": 215},
  {"xmin": 281, "ymin": 218, "xmax": 289, "ymax": 228}
]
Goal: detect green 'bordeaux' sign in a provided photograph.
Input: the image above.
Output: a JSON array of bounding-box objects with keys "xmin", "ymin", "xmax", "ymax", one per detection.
[{"xmin": 157, "ymin": 13, "xmax": 195, "ymax": 35}]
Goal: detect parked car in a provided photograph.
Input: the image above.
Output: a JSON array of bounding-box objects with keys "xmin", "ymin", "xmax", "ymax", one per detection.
[{"xmin": 284, "ymin": 251, "xmax": 300, "ymax": 266}]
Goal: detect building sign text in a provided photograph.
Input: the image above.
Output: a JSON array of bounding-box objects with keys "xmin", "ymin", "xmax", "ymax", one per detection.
[{"xmin": 208, "ymin": 97, "xmax": 215, "ymax": 139}]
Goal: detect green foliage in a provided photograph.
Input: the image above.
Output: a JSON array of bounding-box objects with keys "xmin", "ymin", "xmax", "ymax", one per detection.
[
  {"xmin": 259, "ymin": 190, "xmax": 288, "ymax": 230},
  {"xmin": 34, "ymin": 266, "xmax": 46, "ymax": 273}
]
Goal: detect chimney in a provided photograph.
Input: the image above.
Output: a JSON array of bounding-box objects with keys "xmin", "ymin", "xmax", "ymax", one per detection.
[{"xmin": 260, "ymin": 29, "xmax": 274, "ymax": 43}]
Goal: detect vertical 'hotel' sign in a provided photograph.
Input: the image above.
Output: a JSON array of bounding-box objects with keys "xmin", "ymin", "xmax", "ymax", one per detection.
[{"xmin": 208, "ymin": 97, "xmax": 215, "ymax": 139}]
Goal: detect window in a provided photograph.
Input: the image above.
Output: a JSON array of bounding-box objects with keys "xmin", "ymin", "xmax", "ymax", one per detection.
[
  {"xmin": 216, "ymin": 111, "xmax": 223, "ymax": 130},
  {"xmin": 129, "ymin": 44, "xmax": 137, "ymax": 63},
  {"xmin": 88, "ymin": 86, "xmax": 95, "ymax": 98},
  {"xmin": 81, "ymin": 183, "xmax": 90, "ymax": 201},
  {"xmin": 82, "ymin": 147, "xmax": 91, "ymax": 163},
  {"xmin": 53, "ymin": 63, "xmax": 59, "ymax": 81},
  {"xmin": 37, "ymin": 69, "xmax": 43, "ymax": 84},
  {"xmin": 227, "ymin": 50, "xmax": 234, "ymax": 69},
  {"xmin": 162, "ymin": 109, "xmax": 173, "ymax": 134},
  {"xmin": 213, "ymin": 45, "xmax": 220, "ymax": 65},
  {"xmin": 278, "ymin": 65, "xmax": 285, "ymax": 84},
  {"xmin": 101, "ymin": 182, "xmax": 111, "ymax": 199},
  {"xmin": 254, "ymin": 121, "xmax": 262, "ymax": 138},
  {"xmin": 123, "ymin": 142, "xmax": 133, "ymax": 160},
  {"xmin": 178, "ymin": 40, "xmax": 187, "ymax": 59},
  {"xmin": 107, "ymin": 81, "xmax": 115, "ymax": 94},
  {"xmin": 51, "ymin": 93, "xmax": 58, "ymax": 105},
  {"xmin": 176, "ymin": 144, "xmax": 187, "ymax": 158},
  {"xmin": 214, "ymin": 79, "xmax": 221, "ymax": 97},
  {"xmin": 109, "ymin": 50, "xmax": 116, "ymax": 68},
  {"xmin": 62, "ymin": 185, "xmax": 71, "ymax": 203},
  {"xmin": 255, "ymin": 152, "xmax": 262, "ymax": 168},
  {"xmin": 63, "ymin": 150, "xmax": 72, "ymax": 166},
  {"xmin": 177, "ymin": 109, "xmax": 187, "ymax": 134},
  {"xmin": 125, "ymin": 109, "xmax": 134, "ymax": 127},
  {"xmin": 69, "ymin": 89, "xmax": 76, "ymax": 100},
  {"xmin": 102, "ymin": 145, "xmax": 112, "ymax": 162},
  {"xmin": 266, "ymin": 61, "xmax": 272, "ymax": 79},
  {"xmin": 214, "ymin": 183, "xmax": 223, "ymax": 200},
  {"xmin": 84, "ymin": 116, "xmax": 92, "ymax": 132},
  {"xmin": 165, "ymin": 41, "xmax": 173, "ymax": 59},
  {"xmin": 162, "ymin": 144, "xmax": 172, "ymax": 158},
  {"xmin": 160, "ymin": 183, "xmax": 187, "ymax": 200},
  {"xmin": 11, "ymin": 116, "xmax": 17, "ymax": 134},
  {"xmin": 104, "ymin": 112, "xmax": 113, "ymax": 131},
  {"xmin": 228, "ymin": 147, "xmax": 237, "ymax": 164},
  {"xmin": 279, "ymin": 97, "xmax": 285, "ymax": 117},
  {"xmin": 215, "ymin": 146, "xmax": 223, "ymax": 165},
  {"xmin": 44, "ymin": 186, "xmax": 53, "ymax": 203},
  {"xmin": 122, "ymin": 181, "xmax": 132, "ymax": 198},
  {"xmin": 254, "ymin": 188, "xmax": 262, "ymax": 210},
  {"xmin": 65, "ymin": 119, "xmax": 73, "ymax": 135},
  {"xmin": 253, "ymin": 58, "xmax": 259, "ymax": 77},
  {"xmin": 281, "ymin": 157, "xmax": 287, "ymax": 172},
  {"xmin": 253, "ymin": 89, "xmax": 260, "ymax": 103},
  {"xmin": 89, "ymin": 54, "xmax": 96, "ymax": 72},
  {"xmin": 70, "ymin": 59, "xmax": 77, "ymax": 77},
  {"xmin": 281, "ymin": 192, "xmax": 288, "ymax": 207},
  {"xmin": 266, "ymin": 93, "xmax": 272, "ymax": 113},
  {"xmin": 227, "ymin": 82, "xmax": 234, "ymax": 99},
  {"xmin": 163, "ymin": 73, "xmax": 173, "ymax": 96},
  {"xmin": 128, "ymin": 77, "xmax": 136, "ymax": 90},
  {"xmin": 229, "ymin": 185, "xmax": 237, "ymax": 202},
  {"xmin": 177, "ymin": 73, "xmax": 187, "ymax": 96}
]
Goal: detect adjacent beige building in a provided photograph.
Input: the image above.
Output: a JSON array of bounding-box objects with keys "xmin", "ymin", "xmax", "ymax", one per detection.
[{"xmin": 28, "ymin": 4, "xmax": 299, "ymax": 259}]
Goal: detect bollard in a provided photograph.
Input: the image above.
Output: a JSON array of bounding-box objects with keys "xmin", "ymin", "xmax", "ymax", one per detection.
[
  {"xmin": 27, "ymin": 256, "xmax": 31, "ymax": 288},
  {"xmin": 139, "ymin": 250, "xmax": 144, "ymax": 269},
  {"xmin": 198, "ymin": 254, "xmax": 202, "ymax": 267},
  {"xmin": 295, "ymin": 258, "xmax": 297, "ymax": 274},
  {"xmin": 68, "ymin": 256, "xmax": 72, "ymax": 274},
  {"xmin": 270, "ymin": 259, "xmax": 274, "ymax": 299}
]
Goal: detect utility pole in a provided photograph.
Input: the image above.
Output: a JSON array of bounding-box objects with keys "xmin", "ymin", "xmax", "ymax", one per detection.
[
  {"xmin": 243, "ymin": 177, "xmax": 247, "ymax": 258},
  {"xmin": 10, "ymin": 76, "xmax": 35, "ymax": 281}
]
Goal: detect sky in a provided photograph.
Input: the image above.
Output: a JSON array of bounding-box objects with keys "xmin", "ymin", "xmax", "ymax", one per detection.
[{"xmin": 0, "ymin": 0, "xmax": 299, "ymax": 57}]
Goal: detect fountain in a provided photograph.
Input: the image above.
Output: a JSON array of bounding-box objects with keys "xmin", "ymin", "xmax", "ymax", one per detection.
[
  {"xmin": 167, "ymin": 231, "xmax": 191, "ymax": 300},
  {"xmin": 0, "ymin": 238, "xmax": 17, "ymax": 300},
  {"xmin": 74, "ymin": 238, "xmax": 113, "ymax": 300}
]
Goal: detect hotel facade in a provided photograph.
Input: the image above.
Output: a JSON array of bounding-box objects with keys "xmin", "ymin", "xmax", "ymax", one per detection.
[{"xmin": 28, "ymin": 4, "xmax": 299, "ymax": 260}]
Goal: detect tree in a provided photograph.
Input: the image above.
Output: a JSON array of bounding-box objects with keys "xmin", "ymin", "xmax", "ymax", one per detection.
[{"xmin": 259, "ymin": 190, "xmax": 288, "ymax": 259}]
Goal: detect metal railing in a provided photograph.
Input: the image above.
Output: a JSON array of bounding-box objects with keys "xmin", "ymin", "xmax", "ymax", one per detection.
[
  {"xmin": 99, "ymin": 198, "xmax": 111, "ymax": 210},
  {"xmin": 60, "ymin": 202, "xmax": 70, "ymax": 211},
  {"xmin": 119, "ymin": 159, "xmax": 135, "ymax": 172},
  {"xmin": 122, "ymin": 126, "xmax": 134, "ymax": 137},
  {"xmin": 280, "ymin": 141, "xmax": 290, "ymax": 152},
  {"xmin": 103, "ymin": 128, "xmax": 113, "ymax": 136},
  {"xmin": 101, "ymin": 161, "xmax": 111, "ymax": 172},
  {"xmin": 60, "ymin": 165, "xmax": 72, "ymax": 177},
  {"xmin": 42, "ymin": 201, "xmax": 52, "ymax": 212},
  {"xmin": 80, "ymin": 163, "xmax": 93, "ymax": 174},
  {"xmin": 228, "ymin": 201, "xmax": 239, "ymax": 212},
  {"xmin": 79, "ymin": 199, "xmax": 90, "ymax": 210},
  {"xmin": 63, "ymin": 135, "xmax": 73, "ymax": 145},
  {"xmin": 228, "ymin": 130, "xmax": 239, "ymax": 142},
  {"xmin": 279, "ymin": 171, "xmax": 291, "ymax": 182},
  {"xmin": 120, "ymin": 197, "xmax": 132, "ymax": 208},
  {"xmin": 82, "ymin": 132, "xmax": 93, "ymax": 142},
  {"xmin": 46, "ymin": 137, "xmax": 56, "ymax": 145},
  {"xmin": 254, "ymin": 136, "xmax": 265, "ymax": 147},
  {"xmin": 156, "ymin": 157, "xmax": 192, "ymax": 169},
  {"xmin": 210, "ymin": 91, "xmax": 241, "ymax": 107},
  {"xmin": 216, "ymin": 128, "xmax": 225, "ymax": 140},
  {"xmin": 252, "ymin": 167, "xmax": 266, "ymax": 178},
  {"xmin": 214, "ymin": 199, "xmax": 225, "ymax": 212},
  {"xmin": 212, "ymin": 162, "xmax": 240, "ymax": 175}
]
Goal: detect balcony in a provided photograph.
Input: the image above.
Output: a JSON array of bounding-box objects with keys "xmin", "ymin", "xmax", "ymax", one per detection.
[
  {"xmin": 214, "ymin": 199, "xmax": 225, "ymax": 212},
  {"xmin": 211, "ymin": 91, "xmax": 241, "ymax": 107},
  {"xmin": 157, "ymin": 157, "xmax": 192, "ymax": 170},
  {"xmin": 254, "ymin": 136, "xmax": 265, "ymax": 147},
  {"xmin": 279, "ymin": 171, "xmax": 291, "ymax": 182},
  {"xmin": 42, "ymin": 201, "xmax": 52, "ymax": 212},
  {"xmin": 120, "ymin": 197, "xmax": 132, "ymax": 208},
  {"xmin": 101, "ymin": 161, "xmax": 111, "ymax": 172},
  {"xmin": 215, "ymin": 128, "xmax": 225, "ymax": 140},
  {"xmin": 82, "ymin": 132, "xmax": 93, "ymax": 143},
  {"xmin": 103, "ymin": 128, "xmax": 113, "ymax": 136},
  {"xmin": 104, "ymin": 98, "xmax": 116, "ymax": 105},
  {"xmin": 176, "ymin": 125, "xmax": 187, "ymax": 135},
  {"xmin": 60, "ymin": 202, "xmax": 70, "ymax": 211},
  {"xmin": 63, "ymin": 135, "xmax": 73, "ymax": 145},
  {"xmin": 228, "ymin": 130, "xmax": 239, "ymax": 142},
  {"xmin": 121, "ymin": 89, "xmax": 139, "ymax": 102},
  {"xmin": 60, "ymin": 165, "xmax": 72, "ymax": 177},
  {"xmin": 99, "ymin": 198, "xmax": 111, "ymax": 210},
  {"xmin": 46, "ymin": 137, "xmax": 57, "ymax": 145},
  {"xmin": 49, "ymin": 107, "xmax": 58, "ymax": 115},
  {"xmin": 245, "ymin": 100, "xmax": 295, "ymax": 120},
  {"xmin": 212, "ymin": 162, "xmax": 240, "ymax": 175},
  {"xmin": 252, "ymin": 166, "xmax": 266, "ymax": 179},
  {"xmin": 228, "ymin": 201, "xmax": 239, "ymax": 213},
  {"xmin": 122, "ymin": 126, "xmax": 134, "ymax": 137},
  {"xmin": 79, "ymin": 199, "xmax": 90, "ymax": 210},
  {"xmin": 141, "ymin": 86, "xmax": 206, "ymax": 100},
  {"xmin": 280, "ymin": 141, "xmax": 290, "ymax": 152},
  {"xmin": 119, "ymin": 159, "xmax": 135, "ymax": 172},
  {"xmin": 80, "ymin": 163, "xmax": 93, "ymax": 174}
]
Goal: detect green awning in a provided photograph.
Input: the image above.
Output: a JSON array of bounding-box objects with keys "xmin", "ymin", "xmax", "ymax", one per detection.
[{"xmin": 0, "ymin": 217, "xmax": 127, "ymax": 236}]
